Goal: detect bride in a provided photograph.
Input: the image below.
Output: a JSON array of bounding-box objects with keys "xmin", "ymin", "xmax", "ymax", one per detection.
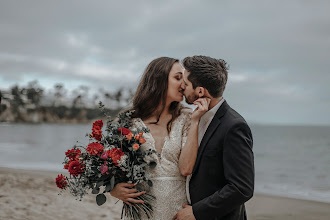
[{"xmin": 110, "ymin": 57, "xmax": 209, "ymax": 219}]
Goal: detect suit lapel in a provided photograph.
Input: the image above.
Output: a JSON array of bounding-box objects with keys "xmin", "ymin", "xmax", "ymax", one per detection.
[{"xmin": 192, "ymin": 101, "xmax": 230, "ymax": 174}]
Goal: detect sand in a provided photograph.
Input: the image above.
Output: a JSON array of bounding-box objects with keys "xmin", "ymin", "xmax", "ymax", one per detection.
[
  {"xmin": 0, "ymin": 167, "xmax": 122, "ymax": 220},
  {"xmin": 1, "ymin": 167, "xmax": 330, "ymax": 220}
]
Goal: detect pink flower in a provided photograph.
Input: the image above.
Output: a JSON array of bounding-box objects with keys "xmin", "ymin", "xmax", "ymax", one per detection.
[
  {"xmin": 139, "ymin": 137, "xmax": 146, "ymax": 144},
  {"xmin": 100, "ymin": 151, "xmax": 109, "ymax": 160},
  {"xmin": 100, "ymin": 164, "xmax": 109, "ymax": 174},
  {"xmin": 133, "ymin": 143, "xmax": 140, "ymax": 151}
]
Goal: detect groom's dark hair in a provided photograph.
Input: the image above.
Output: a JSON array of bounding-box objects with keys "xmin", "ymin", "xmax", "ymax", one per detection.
[{"xmin": 182, "ymin": 55, "xmax": 229, "ymax": 98}]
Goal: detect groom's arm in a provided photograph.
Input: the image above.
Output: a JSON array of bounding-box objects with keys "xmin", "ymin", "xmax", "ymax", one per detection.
[{"xmin": 192, "ymin": 121, "xmax": 254, "ymax": 220}]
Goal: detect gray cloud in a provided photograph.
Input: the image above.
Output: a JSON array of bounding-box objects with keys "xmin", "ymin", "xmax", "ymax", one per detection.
[{"xmin": 0, "ymin": 0, "xmax": 329, "ymax": 124}]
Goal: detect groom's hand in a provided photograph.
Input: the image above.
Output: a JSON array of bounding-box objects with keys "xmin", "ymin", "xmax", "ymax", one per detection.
[
  {"xmin": 109, "ymin": 183, "xmax": 146, "ymax": 206},
  {"xmin": 172, "ymin": 203, "xmax": 196, "ymax": 220}
]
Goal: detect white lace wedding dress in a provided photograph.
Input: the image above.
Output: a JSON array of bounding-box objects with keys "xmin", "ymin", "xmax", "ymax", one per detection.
[{"xmin": 131, "ymin": 109, "xmax": 191, "ymax": 220}]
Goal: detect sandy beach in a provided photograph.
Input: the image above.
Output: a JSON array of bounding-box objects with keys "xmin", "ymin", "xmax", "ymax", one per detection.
[{"xmin": 1, "ymin": 167, "xmax": 330, "ymax": 220}]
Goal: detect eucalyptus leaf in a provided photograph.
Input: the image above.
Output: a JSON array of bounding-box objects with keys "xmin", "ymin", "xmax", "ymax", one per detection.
[
  {"xmin": 104, "ymin": 183, "xmax": 112, "ymax": 193},
  {"xmin": 92, "ymin": 187, "xmax": 100, "ymax": 194},
  {"xmin": 96, "ymin": 194, "xmax": 107, "ymax": 206},
  {"xmin": 98, "ymin": 174, "xmax": 110, "ymax": 181},
  {"xmin": 110, "ymin": 176, "xmax": 115, "ymax": 190},
  {"xmin": 96, "ymin": 180, "xmax": 104, "ymax": 188},
  {"xmin": 149, "ymin": 161, "xmax": 157, "ymax": 168}
]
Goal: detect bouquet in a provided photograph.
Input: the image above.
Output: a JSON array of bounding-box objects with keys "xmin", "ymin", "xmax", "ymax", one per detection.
[{"xmin": 55, "ymin": 103, "xmax": 157, "ymax": 219}]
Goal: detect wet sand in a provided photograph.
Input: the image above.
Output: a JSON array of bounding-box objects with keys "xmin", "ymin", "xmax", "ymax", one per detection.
[{"xmin": 1, "ymin": 167, "xmax": 330, "ymax": 220}]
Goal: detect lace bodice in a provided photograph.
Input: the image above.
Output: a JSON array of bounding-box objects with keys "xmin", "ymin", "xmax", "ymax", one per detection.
[{"xmin": 130, "ymin": 109, "xmax": 191, "ymax": 220}]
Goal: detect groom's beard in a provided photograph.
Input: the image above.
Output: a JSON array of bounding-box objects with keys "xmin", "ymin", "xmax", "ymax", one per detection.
[{"xmin": 184, "ymin": 93, "xmax": 199, "ymax": 104}]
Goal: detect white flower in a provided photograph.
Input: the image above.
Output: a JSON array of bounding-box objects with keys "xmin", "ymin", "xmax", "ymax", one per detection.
[{"xmin": 118, "ymin": 154, "xmax": 129, "ymax": 171}]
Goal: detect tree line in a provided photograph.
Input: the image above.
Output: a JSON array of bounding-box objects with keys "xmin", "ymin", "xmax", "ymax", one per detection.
[{"xmin": 0, "ymin": 80, "xmax": 134, "ymax": 123}]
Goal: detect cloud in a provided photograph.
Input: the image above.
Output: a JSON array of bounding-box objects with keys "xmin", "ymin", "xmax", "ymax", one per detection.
[{"xmin": 0, "ymin": 0, "xmax": 329, "ymax": 124}]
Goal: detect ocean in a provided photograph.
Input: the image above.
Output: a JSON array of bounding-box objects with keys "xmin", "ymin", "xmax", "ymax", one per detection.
[{"xmin": 1, "ymin": 123, "xmax": 330, "ymax": 203}]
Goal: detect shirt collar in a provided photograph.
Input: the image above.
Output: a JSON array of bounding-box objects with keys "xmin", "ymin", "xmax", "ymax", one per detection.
[{"xmin": 201, "ymin": 97, "xmax": 225, "ymax": 123}]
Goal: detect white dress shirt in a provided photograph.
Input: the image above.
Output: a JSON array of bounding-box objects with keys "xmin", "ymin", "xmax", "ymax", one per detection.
[{"xmin": 186, "ymin": 98, "xmax": 225, "ymax": 204}]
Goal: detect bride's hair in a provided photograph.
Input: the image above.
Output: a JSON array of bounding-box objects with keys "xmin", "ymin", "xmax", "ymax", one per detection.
[{"xmin": 131, "ymin": 57, "xmax": 184, "ymax": 133}]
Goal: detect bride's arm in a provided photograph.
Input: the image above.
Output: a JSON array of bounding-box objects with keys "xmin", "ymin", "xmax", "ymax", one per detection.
[{"xmin": 178, "ymin": 98, "xmax": 210, "ymax": 176}]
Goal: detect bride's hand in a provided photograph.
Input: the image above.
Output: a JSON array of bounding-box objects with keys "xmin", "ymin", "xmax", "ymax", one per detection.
[
  {"xmin": 109, "ymin": 183, "xmax": 146, "ymax": 206},
  {"xmin": 191, "ymin": 98, "xmax": 210, "ymax": 122}
]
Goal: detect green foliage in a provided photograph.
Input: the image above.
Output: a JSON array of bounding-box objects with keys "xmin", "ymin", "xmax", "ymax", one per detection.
[
  {"xmin": 92, "ymin": 187, "xmax": 100, "ymax": 194},
  {"xmin": 1, "ymin": 81, "xmax": 134, "ymax": 123},
  {"xmin": 54, "ymin": 106, "xmax": 68, "ymax": 119},
  {"xmin": 96, "ymin": 194, "xmax": 106, "ymax": 206},
  {"xmin": 149, "ymin": 161, "xmax": 157, "ymax": 169},
  {"xmin": 0, "ymin": 104, "xmax": 7, "ymax": 112},
  {"xmin": 25, "ymin": 80, "xmax": 43, "ymax": 106}
]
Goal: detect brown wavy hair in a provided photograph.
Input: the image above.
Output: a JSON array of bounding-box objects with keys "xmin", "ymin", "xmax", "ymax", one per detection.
[
  {"xmin": 183, "ymin": 55, "xmax": 229, "ymax": 98},
  {"xmin": 131, "ymin": 57, "xmax": 184, "ymax": 133}
]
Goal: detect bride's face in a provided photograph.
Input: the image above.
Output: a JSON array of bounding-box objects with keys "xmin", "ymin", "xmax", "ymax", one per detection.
[{"xmin": 166, "ymin": 62, "xmax": 184, "ymax": 103}]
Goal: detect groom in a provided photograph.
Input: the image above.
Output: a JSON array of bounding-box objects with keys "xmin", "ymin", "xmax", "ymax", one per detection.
[{"xmin": 173, "ymin": 56, "xmax": 254, "ymax": 220}]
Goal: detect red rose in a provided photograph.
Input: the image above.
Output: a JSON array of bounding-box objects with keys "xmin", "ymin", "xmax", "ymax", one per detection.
[
  {"xmin": 118, "ymin": 127, "xmax": 131, "ymax": 135},
  {"xmin": 86, "ymin": 143, "xmax": 104, "ymax": 156},
  {"xmin": 64, "ymin": 162, "xmax": 69, "ymax": 170},
  {"xmin": 91, "ymin": 127, "xmax": 102, "ymax": 141},
  {"xmin": 68, "ymin": 161, "xmax": 84, "ymax": 176},
  {"xmin": 91, "ymin": 120, "xmax": 103, "ymax": 141},
  {"xmin": 93, "ymin": 120, "xmax": 103, "ymax": 128},
  {"xmin": 108, "ymin": 148, "xmax": 125, "ymax": 166},
  {"xmin": 55, "ymin": 174, "xmax": 68, "ymax": 189},
  {"xmin": 65, "ymin": 149, "xmax": 81, "ymax": 160},
  {"xmin": 64, "ymin": 159, "xmax": 76, "ymax": 169}
]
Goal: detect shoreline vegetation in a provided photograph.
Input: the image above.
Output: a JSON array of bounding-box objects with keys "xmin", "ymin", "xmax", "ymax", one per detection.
[
  {"xmin": 0, "ymin": 80, "xmax": 132, "ymax": 123},
  {"xmin": 1, "ymin": 166, "xmax": 330, "ymax": 220},
  {"xmin": 0, "ymin": 105, "xmax": 120, "ymax": 124}
]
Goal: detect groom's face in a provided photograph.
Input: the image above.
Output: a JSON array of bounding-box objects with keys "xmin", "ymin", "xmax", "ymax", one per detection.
[{"xmin": 182, "ymin": 70, "xmax": 199, "ymax": 104}]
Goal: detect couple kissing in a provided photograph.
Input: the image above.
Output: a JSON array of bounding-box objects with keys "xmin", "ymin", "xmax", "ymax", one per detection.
[{"xmin": 110, "ymin": 55, "xmax": 254, "ymax": 220}]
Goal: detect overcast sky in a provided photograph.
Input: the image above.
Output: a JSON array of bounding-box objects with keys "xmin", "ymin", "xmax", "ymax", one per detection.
[{"xmin": 0, "ymin": 0, "xmax": 329, "ymax": 125}]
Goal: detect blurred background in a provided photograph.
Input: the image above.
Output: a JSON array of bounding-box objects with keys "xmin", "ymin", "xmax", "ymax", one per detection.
[{"xmin": 1, "ymin": 0, "xmax": 330, "ymax": 211}]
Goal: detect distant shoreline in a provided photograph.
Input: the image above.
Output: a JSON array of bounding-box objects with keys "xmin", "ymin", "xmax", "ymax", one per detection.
[{"xmin": 0, "ymin": 106, "xmax": 120, "ymax": 124}]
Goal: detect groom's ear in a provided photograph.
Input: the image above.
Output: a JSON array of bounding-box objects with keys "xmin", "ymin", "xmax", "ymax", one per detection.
[{"xmin": 197, "ymin": 87, "xmax": 205, "ymax": 98}]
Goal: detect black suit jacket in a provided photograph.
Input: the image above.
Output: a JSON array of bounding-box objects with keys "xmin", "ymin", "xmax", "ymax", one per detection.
[{"xmin": 190, "ymin": 101, "xmax": 254, "ymax": 220}]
